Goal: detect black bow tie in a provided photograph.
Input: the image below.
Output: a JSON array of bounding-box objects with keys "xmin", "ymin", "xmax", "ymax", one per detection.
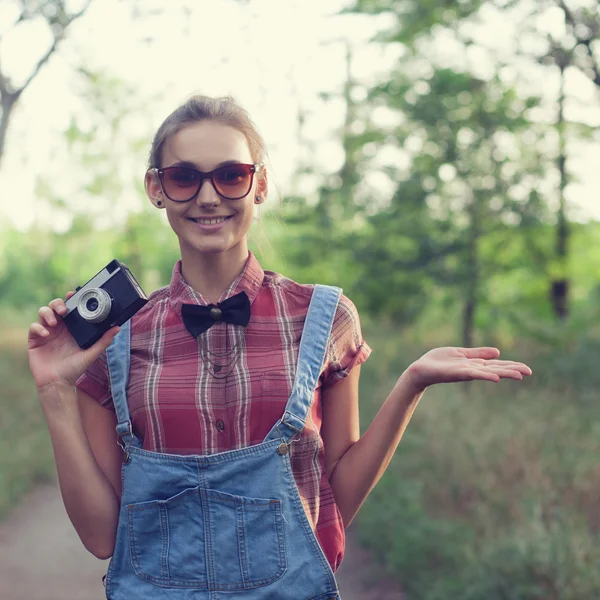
[{"xmin": 181, "ymin": 292, "xmax": 251, "ymax": 337}]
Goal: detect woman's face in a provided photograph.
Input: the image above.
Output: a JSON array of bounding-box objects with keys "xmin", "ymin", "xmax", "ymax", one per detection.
[{"xmin": 146, "ymin": 121, "xmax": 266, "ymax": 261}]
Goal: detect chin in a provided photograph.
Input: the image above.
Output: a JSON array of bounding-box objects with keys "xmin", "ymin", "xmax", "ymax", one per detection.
[
  {"xmin": 188, "ymin": 239, "xmax": 237, "ymax": 256},
  {"xmin": 200, "ymin": 246, "xmax": 230, "ymax": 255}
]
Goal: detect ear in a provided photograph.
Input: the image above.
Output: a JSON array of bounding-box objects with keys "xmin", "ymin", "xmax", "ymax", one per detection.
[
  {"xmin": 255, "ymin": 169, "xmax": 268, "ymax": 204},
  {"xmin": 145, "ymin": 170, "xmax": 165, "ymax": 209}
]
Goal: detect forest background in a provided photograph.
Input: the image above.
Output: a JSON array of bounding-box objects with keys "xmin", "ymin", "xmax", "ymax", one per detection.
[{"xmin": 1, "ymin": 1, "xmax": 600, "ymax": 598}]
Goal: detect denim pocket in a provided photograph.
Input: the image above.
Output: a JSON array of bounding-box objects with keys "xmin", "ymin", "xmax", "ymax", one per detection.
[{"xmin": 127, "ymin": 486, "xmax": 287, "ymax": 590}]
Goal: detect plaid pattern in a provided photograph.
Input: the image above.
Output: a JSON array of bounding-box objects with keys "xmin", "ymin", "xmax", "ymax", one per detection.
[{"xmin": 76, "ymin": 253, "xmax": 371, "ymax": 571}]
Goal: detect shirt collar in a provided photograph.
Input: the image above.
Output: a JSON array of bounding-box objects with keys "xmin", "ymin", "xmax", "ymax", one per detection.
[{"xmin": 169, "ymin": 252, "xmax": 265, "ymax": 319}]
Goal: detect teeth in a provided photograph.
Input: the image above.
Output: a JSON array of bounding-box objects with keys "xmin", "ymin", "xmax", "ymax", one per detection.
[{"xmin": 193, "ymin": 217, "xmax": 229, "ymax": 225}]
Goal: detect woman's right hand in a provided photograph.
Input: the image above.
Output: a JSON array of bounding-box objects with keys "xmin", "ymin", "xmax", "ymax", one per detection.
[{"xmin": 28, "ymin": 292, "xmax": 120, "ymax": 392}]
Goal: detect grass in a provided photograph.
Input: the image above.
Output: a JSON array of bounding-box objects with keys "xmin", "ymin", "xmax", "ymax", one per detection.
[
  {"xmin": 0, "ymin": 315, "xmax": 56, "ymax": 520},
  {"xmin": 355, "ymin": 323, "xmax": 600, "ymax": 599}
]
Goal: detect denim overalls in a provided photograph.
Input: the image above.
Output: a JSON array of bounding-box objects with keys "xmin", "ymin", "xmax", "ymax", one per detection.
[{"xmin": 103, "ymin": 284, "xmax": 343, "ymax": 599}]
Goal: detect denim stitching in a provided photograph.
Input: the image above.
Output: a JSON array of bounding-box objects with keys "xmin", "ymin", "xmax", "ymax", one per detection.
[
  {"xmin": 104, "ymin": 555, "xmax": 115, "ymax": 598},
  {"xmin": 208, "ymin": 500, "xmax": 287, "ymax": 591},
  {"xmin": 236, "ymin": 498, "xmax": 249, "ymax": 587},
  {"xmin": 283, "ymin": 451, "xmax": 338, "ymax": 587},
  {"xmin": 127, "ymin": 500, "xmax": 211, "ymax": 590},
  {"xmin": 158, "ymin": 503, "xmax": 169, "ymax": 580},
  {"xmin": 200, "ymin": 486, "xmax": 216, "ymax": 592},
  {"xmin": 206, "ymin": 488, "xmax": 287, "ymax": 591},
  {"xmin": 126, "ymin": 438, "xmax": 281, "ymax": 464}
]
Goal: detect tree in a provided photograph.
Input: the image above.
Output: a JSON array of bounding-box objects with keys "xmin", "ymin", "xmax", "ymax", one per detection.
[
  {"xmin": 348, "ymin": 0, "xmax": 600, "ymax": 337},
  {"xmin": 272, "ymin": 41, "xmax": 381, "ymax": 292},
  {"xmin": 0, "ymin": 0, "xmax": 92, "ymax": 167},
  {"xmin": 551, "ymin": 49, "xmax": 569, "ymax": 319},
  {"xmin": 508, "ymin": 0, "xmax": 600, "ymax": 319},
  {"xmin": 555, "ymin": 0, "xmax": 600, "ymax": 91},
  {"xmin": 357, "ymin": 69, "xmax": 548, "ymax": 344}
]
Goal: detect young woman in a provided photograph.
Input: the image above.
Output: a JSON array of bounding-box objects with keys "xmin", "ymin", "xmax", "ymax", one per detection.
[{"xmin": 27, "ymin": 95, "xmax": 532, "ymax": 600}]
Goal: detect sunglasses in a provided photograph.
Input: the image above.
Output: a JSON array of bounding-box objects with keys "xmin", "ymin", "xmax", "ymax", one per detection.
[{"xmin": 150, "ymin": 163, "xmax": 262, "ymax": 202}]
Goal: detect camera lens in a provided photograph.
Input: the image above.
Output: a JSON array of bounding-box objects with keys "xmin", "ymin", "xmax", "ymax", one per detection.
[
  {"xmin": 77, "ymin": 288, "xmax": 112, "ymax": 323},
  {"xmin": 86, "ymin": 298, "xmax": 99, "ymax": 312}
]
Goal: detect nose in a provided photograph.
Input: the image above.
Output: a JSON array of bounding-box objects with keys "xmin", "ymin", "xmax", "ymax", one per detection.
[{"xmin": 195, "ymin": 178, "xmax": 221, "ymax": 208}]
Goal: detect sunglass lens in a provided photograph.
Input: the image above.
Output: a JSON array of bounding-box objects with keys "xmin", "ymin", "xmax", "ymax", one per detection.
[
  {"xmin": 213, "ymin": 164, "xmax": 253, "ymax": 199},
  {"xmin": 162, "ymin": 167, "xmax": 201, "ymax": 201}
]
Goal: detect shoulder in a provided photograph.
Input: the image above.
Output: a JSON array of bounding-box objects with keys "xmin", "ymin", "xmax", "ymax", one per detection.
[
  {"xmin": 262, "ymin": 270, "xmax": 360, "ymax": 324},
  {"xmin": 329, "ymin": 293, "xmax": 362, "ymax": 350},
  {"xmin": 263, "ymin": 270, "xmax": 314, "ymax": 299},
  {"xmin": 259, "ymin": 270, "xmax": 315, "ymax": 315}
]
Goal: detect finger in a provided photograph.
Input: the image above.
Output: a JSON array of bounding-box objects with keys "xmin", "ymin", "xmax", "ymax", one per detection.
[
  {"xmin": 506, "ymin": 363, "xmax": 532, "ymax": 376},
  {"xmin": 474, "ymin": 359, "xmax": 532, "ymax": 376},
  {"xmin": 38, "ymin": 306, "xmax": 58, "ymax": 327},
  {"xmin": 465, "ymin": 369, "xmax": 501, "ymax": 383},
  {"xmin": 459, "ymin": 347, "xmax": 500, "ymax": 360},
  {"xmin": 49, "ymin": 297, "xmax": 69, "ymax": 316},
  {"xmin": 490, "ymin": 361, "xmax": 532, "ymax": 376},
  {"xmin": 477, "ymin": 365, "xmax": 525, "ymax": 380},
  {"xmin": 29, "ymin": 322, "xmax": 50, "ymax": 338},
  {"xmin": 65, "ymin": 291, "xmax": 76, "ymax": 300},
  {"xmin": 494, "ymin": 369, "xmax": 524, "ymax": 380},
  {"xmin": 81, "ymin": 326, "xmax": 120, "ymax": 364}
]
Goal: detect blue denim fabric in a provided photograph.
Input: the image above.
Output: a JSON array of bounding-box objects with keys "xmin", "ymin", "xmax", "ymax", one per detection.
[{"xmin": 103, "ymin": 285, "xmax": 343, "ymax": 599}]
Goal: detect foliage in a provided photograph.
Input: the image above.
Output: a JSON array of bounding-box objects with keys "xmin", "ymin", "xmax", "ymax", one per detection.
[
  {"xmin": 0, "ymin": 313, "xmax": 56, "ymax": 519},
  {"xmin": 0, "ymin": 209, "xmax": 179, "ymax": 310},
  {"xmin": 356, "ymin": 324, "xmax": 600, "ymax": 599}
]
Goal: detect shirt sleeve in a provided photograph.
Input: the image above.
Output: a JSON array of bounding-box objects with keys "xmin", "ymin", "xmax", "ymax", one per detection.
[
  {"xmin": 75, "ymin": 350, "xmax": 114, "ymax": 410},
  {"xmin": 321, "ymin": 293, "xmax": 371, "ymax": 387}
]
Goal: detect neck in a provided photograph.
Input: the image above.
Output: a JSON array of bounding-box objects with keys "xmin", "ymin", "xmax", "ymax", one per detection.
[{"xmin": 180, "ymin": 245, "xmax": 249, "ymax": 305}]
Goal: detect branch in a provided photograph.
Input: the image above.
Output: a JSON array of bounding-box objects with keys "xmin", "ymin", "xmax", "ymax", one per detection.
[
  {"xmin": 14, "ymin": 6, "xmax": 28, "ymax": 26},
  {"xmin": 12, "ymin": 0, "xmax": 93, "ymax": 95},
  {"xmin": 577, "ymin": 38, "xmax": 600, "ymax": 88},
  {"xmin": 0, "ymin": 4, "xmax": 34, "ymax": 87},
  {"xmin": 20, "ymin": 36, "xmax": 59, "ymax": 91},
  {"xmin": 0, "ymin": 58, "xmax": 20, "ymax": 102},
  {"xmin": 558, "ymin": 0, "xmax": 600, "ymax": 88}
]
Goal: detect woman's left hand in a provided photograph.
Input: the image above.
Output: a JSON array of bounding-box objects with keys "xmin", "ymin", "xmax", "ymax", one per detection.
[{"xmin": 405, "ymin": 347, "xmax": 532, "ymax": 393}]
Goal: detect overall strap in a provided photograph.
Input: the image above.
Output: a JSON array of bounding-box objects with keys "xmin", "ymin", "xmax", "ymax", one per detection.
[
  {"xmin": 264, "ymin": 284, "xmax": 342, "ymax": 444},
  {"xmin": 105, "ymin": 319, "xmax": 138, "ymax": 447}
]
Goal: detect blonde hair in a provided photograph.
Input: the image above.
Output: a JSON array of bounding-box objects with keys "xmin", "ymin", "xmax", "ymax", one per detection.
[{"xmin": 148, "ymin": 95, "xmax": 268, "ymax": 169}]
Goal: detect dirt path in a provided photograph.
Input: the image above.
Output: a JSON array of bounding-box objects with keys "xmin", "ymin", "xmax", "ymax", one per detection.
[{"xmin": 0, "ymin": 485, "xmax": 403, "ymax": 599}]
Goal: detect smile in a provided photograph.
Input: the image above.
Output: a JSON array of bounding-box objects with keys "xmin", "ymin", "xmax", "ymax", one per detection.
[{"xmin": 188, "ymin": 216, "xmax": 232, "ymax": 225}]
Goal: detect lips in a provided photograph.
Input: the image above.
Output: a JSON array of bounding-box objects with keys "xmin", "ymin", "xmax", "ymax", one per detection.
[{"xmin": 187, "ymin": 216, "xmax": 233, "ymax": 225}]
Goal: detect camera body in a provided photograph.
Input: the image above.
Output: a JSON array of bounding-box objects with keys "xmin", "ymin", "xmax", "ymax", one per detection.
[{"xmin": 63, "ymin": 260, "xmax": 148, "ymax": 349}]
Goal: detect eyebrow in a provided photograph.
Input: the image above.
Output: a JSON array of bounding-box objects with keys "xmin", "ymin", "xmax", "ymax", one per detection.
[{"xmin": 165, "ymin": 159, "xmax": 246, "ymax": 170}]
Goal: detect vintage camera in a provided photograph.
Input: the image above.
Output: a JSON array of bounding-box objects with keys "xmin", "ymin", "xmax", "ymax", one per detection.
[{"xmin": 63, "ymin": 260, "xmax": 148, "ymax": 349}]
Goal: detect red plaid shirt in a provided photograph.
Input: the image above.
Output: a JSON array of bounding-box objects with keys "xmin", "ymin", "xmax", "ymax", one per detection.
[{"xmin": 76, "ymin": 253, "xmax": 371, "ymax": 571}]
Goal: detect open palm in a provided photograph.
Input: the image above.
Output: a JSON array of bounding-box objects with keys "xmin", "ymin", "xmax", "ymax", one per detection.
[{"xmin": 405, "ymin": 346, "xmax": 532, "ymax": 392}]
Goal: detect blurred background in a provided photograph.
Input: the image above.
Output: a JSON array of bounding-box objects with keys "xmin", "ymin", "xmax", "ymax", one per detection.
[{"xmin": 1, "ymin": 0, "xmax": 600, "ymax": 598}]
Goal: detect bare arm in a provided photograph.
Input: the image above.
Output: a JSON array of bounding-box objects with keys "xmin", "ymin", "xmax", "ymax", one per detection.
[
  {"xmin": 40, "ymin": 385, "xmax": 122, "ymax": 559},
  {"xmin": 322, "ymin": 368, "xmax": 423, "ymax": 528},
  {"xmin": 323, "ymin": 347, "xmax": 532, "ymax": 527},
  {"xmin": 28, "ymin": 294, "xmax": 122, "ymax": 559}
]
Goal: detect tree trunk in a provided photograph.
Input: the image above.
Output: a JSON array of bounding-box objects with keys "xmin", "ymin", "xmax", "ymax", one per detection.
[
  {"xmin": 339, "ymin": 42, "xmax": 359, "ymax": 200},
  {"xmin": 0, "ymin": 93, "xmax": 18, "ymax": 168},
  {"xmin": 462, "ymin": 191, "xmax": 480, "ymax": 348},
  {"xmin": 462, "ymin": 295, "xmax": 475, "ymax": 348},
  {"xmin": 550, "ymin": 62, "xmax": 569, "ymax": 320}
]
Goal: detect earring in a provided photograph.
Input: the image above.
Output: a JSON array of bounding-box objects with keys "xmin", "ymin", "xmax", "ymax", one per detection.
[
  {"xmin": 157, "ymin": 200, "xmax": 162, "ymax": 206},
  {"xmin": 255, "ymin": 196, "xmax": 261, "ymax": 204}
]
